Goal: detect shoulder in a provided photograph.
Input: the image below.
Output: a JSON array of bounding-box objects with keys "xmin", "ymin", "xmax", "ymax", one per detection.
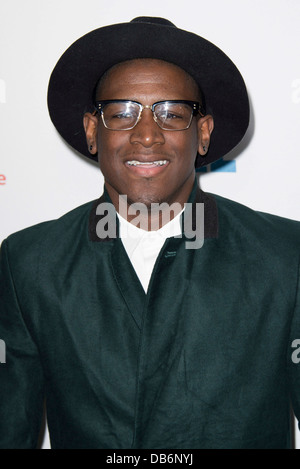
[
  {"xmin": 211, "ymin": 193, "xmax": 300, "ymax": 251},
  {"xmin": 1, "ymin": 200, "xmax": 96, "ymax": 268}
]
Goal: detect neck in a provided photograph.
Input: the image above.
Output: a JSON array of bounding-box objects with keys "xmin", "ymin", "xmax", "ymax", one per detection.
[{"xmin": 104, "ymin": 177, "xmax": 195, "ymax": 231}]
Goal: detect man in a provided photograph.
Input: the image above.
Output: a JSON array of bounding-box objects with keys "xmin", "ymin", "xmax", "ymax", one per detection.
[{"xmin": 0, "ymin": 17, "xmax": 299, "ymax": 449}]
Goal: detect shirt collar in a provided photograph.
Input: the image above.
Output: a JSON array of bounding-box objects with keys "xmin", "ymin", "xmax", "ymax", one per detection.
[{"xmin": 117, "ymin": 208, "xmax": 183, "ymax": 239}]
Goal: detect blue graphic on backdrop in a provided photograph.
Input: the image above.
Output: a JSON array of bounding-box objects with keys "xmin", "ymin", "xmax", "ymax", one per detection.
[{"xmin": 197, "ymin": 157, "xmax": 236, "ymax": 173}]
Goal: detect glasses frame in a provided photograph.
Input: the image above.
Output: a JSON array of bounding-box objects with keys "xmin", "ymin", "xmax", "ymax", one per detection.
[{"xmin": 94, "ymin": 99, "xmax": 205, "ymax": 131}]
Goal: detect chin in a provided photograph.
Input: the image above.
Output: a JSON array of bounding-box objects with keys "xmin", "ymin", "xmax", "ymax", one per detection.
[{"xmin": 127, "ymin": 193, "xmax": 164, "ymax": 208}]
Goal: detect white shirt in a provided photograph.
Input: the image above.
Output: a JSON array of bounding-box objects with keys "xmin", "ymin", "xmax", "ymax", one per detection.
[{"xmin": 117, "ymin": 211, "xmax": 183, "ymax": 292}]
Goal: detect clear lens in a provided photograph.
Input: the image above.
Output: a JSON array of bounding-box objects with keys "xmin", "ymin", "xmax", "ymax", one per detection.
[
  {"xmin": 102, "ymin": 102, "xmax": 141, "ymax": 130},
  {"xmin": 154, "ymin": 102, "xmax": 193, "ymax": 130}
]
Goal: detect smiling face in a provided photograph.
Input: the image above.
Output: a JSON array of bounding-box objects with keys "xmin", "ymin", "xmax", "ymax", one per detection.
[{"xmin": 84, "ymin": 59, "xmax": 213, "ymax": 210}]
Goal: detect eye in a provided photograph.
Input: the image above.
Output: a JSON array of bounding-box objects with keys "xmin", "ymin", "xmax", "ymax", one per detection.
[
  {"xmin": 166, "ymin": 112, "xmax": 183, "ymax": 119},
  {"xmin": 155, "ymin": 103, "xmax": 188, "ymax": 121},
  {"xmin": 103, "ymin": 103, "xmax": 139, "ymax": 121},
  {"xmin": 157, "ymin": 111, "xmax": 184, "ymax": 120},
  {"xmin": 112, "ymin": 111, "xmax": 136, "ymax": 119}
]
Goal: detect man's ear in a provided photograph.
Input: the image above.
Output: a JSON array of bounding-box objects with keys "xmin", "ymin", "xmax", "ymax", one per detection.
[
  {"xmin": 197, "ymin": 114, "xmax": 214, "ymax": 156},
  {"xmin": 83, "ymin": 112, "xmax": 99, "ymax": 155}
]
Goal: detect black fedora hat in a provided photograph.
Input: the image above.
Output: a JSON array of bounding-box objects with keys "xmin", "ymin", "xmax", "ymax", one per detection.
[{"xmin": 47, "ymin": 17, "xmax": 249, "ymax": 168}]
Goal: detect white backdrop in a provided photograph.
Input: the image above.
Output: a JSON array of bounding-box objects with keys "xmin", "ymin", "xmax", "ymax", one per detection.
[{"xmin": 0, "ymin": 0, "xmax": 299, "ymax": 449}]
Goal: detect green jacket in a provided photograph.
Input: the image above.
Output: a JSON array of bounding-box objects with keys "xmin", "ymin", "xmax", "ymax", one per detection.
[{"xmin": 1, "ymin": 184, "xmax": 300, "ymax": 449}]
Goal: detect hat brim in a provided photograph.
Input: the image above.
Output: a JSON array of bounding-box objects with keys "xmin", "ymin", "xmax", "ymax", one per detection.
[{"xmin": 47, "ymin": 20, "xmax": 250, "ymax": 168}]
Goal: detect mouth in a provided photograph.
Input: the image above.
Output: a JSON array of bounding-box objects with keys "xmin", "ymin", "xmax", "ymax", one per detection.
[
  {"xmin": 124, "ymin": 159, "xmax": 169, "ymax": 177},
  {"xmin": 126, "ymin": 160, "xmax": 168, "ymax": 167}
]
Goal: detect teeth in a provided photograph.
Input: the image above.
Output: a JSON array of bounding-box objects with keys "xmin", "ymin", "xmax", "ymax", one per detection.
[{"xmin": 127, "ymin": 160, "xmax": 167, "ymax": 166}]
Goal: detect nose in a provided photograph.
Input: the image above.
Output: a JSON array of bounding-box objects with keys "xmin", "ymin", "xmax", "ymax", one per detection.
[{"xmin": 129, "ymin": 108, "xmax": 165, "ymax": 147}]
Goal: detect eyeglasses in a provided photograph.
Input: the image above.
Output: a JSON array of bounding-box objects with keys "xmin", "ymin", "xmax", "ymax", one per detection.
[{"xmin": 94, "ymin": 100, "xmax": 205, "ymax": 131}]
